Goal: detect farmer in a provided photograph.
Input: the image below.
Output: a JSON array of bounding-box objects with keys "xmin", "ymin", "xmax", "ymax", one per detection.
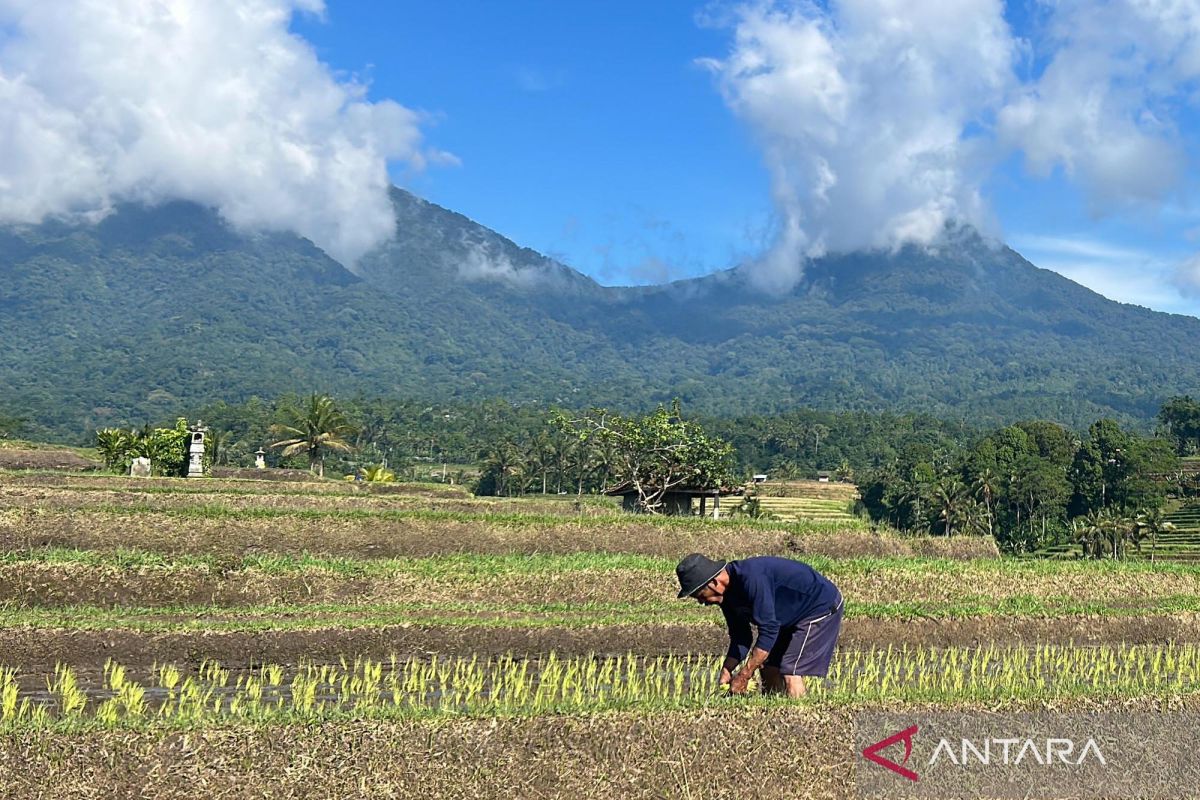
[{"xmin": 675, "ymin": 553, "xmax": 843, "ymax": 698}]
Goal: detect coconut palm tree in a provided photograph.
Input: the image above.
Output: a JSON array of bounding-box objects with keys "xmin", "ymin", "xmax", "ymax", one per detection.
[
  {"xmin": 1114, "ymin": 514, "xmax": 1140, "ymax": 559},
  {"xmin": 1078, "ymin": 509, "xmax": 1131, "ymax": 560},
  {"xmin": 1070, "ymin": 517, "xmax": 1096, "ymax": 559},
  {"xmin": 479, "ymin": 440, "xmax": 525, "ymax": 496},
  {"xmin": 972, "ymin": 468, "xmax": 998, "ymax": 540},
  {"xmin": 1135, "ymin": 508, "xmax": 1176, "ymax": 564},
  {"xmin": 1074, "ymin": 510, "xmax": 1111, "ymax": 559},
  {"xmin": 269, "ymin": 394, "xmax": 358, "ymax": 478},
  {"xmin": 932, "ymin": 478, "xmax": 968, "ymax": 537}
]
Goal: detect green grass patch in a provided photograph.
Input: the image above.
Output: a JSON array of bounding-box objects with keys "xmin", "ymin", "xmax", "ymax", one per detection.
[
  {"xmin": 6, "ymin": 547, "xmax": 1200, "ymax": 580},
  {"xmin": 4, "ymin": 593, "xmax": 1200, "ymax": 633},
  {"xmin": 6, "ymin": 644, "xmax": 1200, "ymax": 732}
]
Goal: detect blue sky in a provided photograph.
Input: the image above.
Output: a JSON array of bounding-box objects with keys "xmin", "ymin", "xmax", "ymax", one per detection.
[
  {"xmin": 3, "ymin": 1, "xmax": 1200, "ymax": 316},
  {"xmin": 289, "ymin": 2, "xmax": 1200, "ymax": 316},
  {"xmin": 293, "ymin": 2, "xmax": 776, "ymax": 286}
]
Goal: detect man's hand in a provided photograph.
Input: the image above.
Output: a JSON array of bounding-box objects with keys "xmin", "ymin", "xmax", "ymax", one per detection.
[
  {"xmin": 728, "ymin": 647, "xmax": 771, "ymax": 695},
  {"xmin": 718, "ymin": 655, "xmax": 739, "ymax": 689}
]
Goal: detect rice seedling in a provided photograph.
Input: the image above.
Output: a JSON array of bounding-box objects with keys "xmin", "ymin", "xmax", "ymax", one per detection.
[{"xmin": 4, "ymin": 643, "xmax": 1200, "ymax": 731}]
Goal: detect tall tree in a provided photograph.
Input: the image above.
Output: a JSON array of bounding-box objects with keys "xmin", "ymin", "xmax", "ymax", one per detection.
[
  {"xmin": 477, "ymin": 440, "xmax": 527, "ymax": 497},
  {"xmin": 972, "ymin": 467, "xmax": 998, "ymax": 540},
  {"xmin": 931, "ymin": 477, "xmax": 968, "ymax": 537},
  {"xmin": 553, "ymin": 401, "xmax": 735, "ymax": 514},
  {"xmin": 1135, "ymin": 508, "xmax": 1176, "ymax": 564},
  {"xmin": 269, "ymin": 394, "xmax": 358, "ymax": 478},
  {"xmin": 1158, "ymin": 395, "xmax": 1200, "ymax": 456}
]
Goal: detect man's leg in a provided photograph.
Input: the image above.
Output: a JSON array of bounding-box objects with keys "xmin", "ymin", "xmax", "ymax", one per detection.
[
  {"xmin": 783, "ymin": 599, "xmax": 844, "ymax": 699},
  {"xmin": 783, "ymin": 674, "xmax": 807, "ymax": 698},
  {"xmin": 760, "ymin": 666, "xmax": 786, "ymax": 694}
]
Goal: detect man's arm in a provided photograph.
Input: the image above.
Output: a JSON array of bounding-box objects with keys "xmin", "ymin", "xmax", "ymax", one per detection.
[
  {"xmin": 730, "ymin": 575, "xmax": 778, "ymax": 694},
  {"xmin": 719, "ymin": 655, "xmax": 739, "ymax": 686},
  {"xmin": 720, "ymin": 603, "xmax": 753, "ymax": 684}
]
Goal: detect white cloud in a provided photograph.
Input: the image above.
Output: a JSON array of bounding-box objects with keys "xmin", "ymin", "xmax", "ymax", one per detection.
[
  {"xmin": 455, "ymin": 239, "xmax": 557, "ymax": 287},
  {"xmin": 997, "ymin": 0, "xmax": 1200, "ymax": 213},
  {"xmin": 1047, "ymin": 258, "xmax": 1185, "ymax": 309},
  {"xmin": 1174, "ymin": 253, "xmax": 1200, "ymax": 299},
  {"xmin": 0, "ymin": 0, "xmax": 448, "ymax": 266},
  {"xmin": 703, "ymin": 0, "xmax": 1017, "ymax": 290},
  {"xmin": 703, "ymin": 0, "xmax": 1200, "ymax": 293},
  {"xmin": 1012, "ymin": 232, "xmax": 1200, "ymax": 313},
  {"xmin": 1008, "ymin": 234, "xmax": 1148, "ymax": 262}
]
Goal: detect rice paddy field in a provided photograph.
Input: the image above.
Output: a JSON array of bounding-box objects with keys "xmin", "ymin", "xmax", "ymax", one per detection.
[{"xmin": 3, "ymin": 469, "xmax": 1200, "ymax": 798}]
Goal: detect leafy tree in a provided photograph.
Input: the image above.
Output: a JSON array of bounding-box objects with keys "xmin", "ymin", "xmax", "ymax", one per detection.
[
  {"xmin": 96, "ymin": 428, "xmax": 137, "ymax": 472},
  {"xmin": 931, "ymin": 477, "xmax": 968, "ymax": 537},
  {"xmin": 95, "ymin": 419, "xmax": 190, "ymax": 476},
  {"xmin": 204, "ymin": 428, "xmax": 227, "ymax": 466},
  {"xmin": 269, "ymin": 394, "xmax": 358, "ymax": 478},
  {"xmin": 1072, "ymin": 513, "xmax": 1106, "ymax": 559},
  {"xmin": 1158, "ymin": 395, "xmax": 1200, "ymax": 455},
  {"xmin": 476, "ymin": 440, "xmax": 527, "ymax": 497},
  {"xmin": 1069, "ymin": 419, "xmax": 1176, "ymax": 515},
  {"xmin": 553, "ymin": 401, "xmax": 735, "ymax": 513},
  {"xmin": 141, "ymin": 419, "xmax": 191, "ymax": 477}
]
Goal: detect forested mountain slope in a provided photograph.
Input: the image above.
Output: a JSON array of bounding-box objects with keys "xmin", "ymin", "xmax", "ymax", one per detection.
[{"xmin": 2, "ymin": 188, "xmax": 1197, "ymax": 439}]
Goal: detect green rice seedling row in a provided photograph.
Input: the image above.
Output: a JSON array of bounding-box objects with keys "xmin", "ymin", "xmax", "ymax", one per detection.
[{"xmin": 6, "ymin": 644, "xmax": 1200, "ymax": 731}]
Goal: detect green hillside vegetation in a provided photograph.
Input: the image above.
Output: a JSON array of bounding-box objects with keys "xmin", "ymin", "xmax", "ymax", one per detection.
[{"xmin": 3, "ymin": 189, "xmax": 1200, "ymax": 441}]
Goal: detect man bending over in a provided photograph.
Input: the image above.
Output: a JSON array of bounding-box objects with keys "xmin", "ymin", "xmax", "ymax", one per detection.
[{"xmin": 675, "ymin": 553, "xmax": 844, "ymax": 697}]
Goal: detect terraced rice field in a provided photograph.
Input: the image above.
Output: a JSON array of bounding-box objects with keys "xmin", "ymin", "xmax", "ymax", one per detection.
[
  {"xmin": 1161, "ymin": 503, "xmax": 1200, "ymax": 562},
  {"xmin": 722, "ymin": 479, "xmax": 861, "ymax": 524},
  {"xmin": 1, "ymin": 469, "xmax": 1198, "ymax": 798},
  {"xmin": 1037, "ymin": 501, "xmax": 1200, "ymax": 562}
]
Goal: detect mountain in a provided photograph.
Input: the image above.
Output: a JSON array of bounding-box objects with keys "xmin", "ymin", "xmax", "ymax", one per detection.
[{"xmin": 1, "ymin": 187, "xmax": 1198, "ymax": 440}]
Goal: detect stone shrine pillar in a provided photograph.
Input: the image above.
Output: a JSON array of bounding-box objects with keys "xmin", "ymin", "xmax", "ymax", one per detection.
[
  {"xmin": 254, "ymin": 448, "xmax": 266, "ymax": 469},
  {"xmin": 187, "ymin": 422, "xmax": 208, "ymax": 478}
]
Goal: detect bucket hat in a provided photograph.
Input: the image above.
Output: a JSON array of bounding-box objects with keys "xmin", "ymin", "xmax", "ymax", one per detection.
[{"xmin": 675, "ymin": 553, "xmax": 728, "ymax": 598}]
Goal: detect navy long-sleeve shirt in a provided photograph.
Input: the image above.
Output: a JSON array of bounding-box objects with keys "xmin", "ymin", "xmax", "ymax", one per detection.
[{"xmin": 719, "ymin": 557, "xmax": 841, "ymax": 662}]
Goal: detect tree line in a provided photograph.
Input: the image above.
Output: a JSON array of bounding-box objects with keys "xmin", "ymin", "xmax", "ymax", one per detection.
[
  {"xmin": 166, "ymin": 395, "xmax": 970, "ymax": 493},
  {"xmin": 63, "ymin": 393, "xmax": 1200, "ymax": 548},
  {"xmin": 858, "ymin": 416, "xmax": 1186, "ymax": 554}
]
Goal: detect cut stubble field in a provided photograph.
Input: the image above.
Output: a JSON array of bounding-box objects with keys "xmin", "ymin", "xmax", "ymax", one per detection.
[{"xmin": 0, "ymin": 505, "xmax": 993, "ymax": 559}]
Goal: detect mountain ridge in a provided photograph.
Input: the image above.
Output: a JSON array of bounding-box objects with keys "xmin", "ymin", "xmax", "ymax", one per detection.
[{"xmin": 1, "ymin": 187, "xmax": 1197, "ymax": 440}]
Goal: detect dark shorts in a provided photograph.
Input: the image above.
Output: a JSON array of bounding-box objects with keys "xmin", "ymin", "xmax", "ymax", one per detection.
[{"xmin": 765, "ymin": 598, "xmax": 844, "ymax": 677}]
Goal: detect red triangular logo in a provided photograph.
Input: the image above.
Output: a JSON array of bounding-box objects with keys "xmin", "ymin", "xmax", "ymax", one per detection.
[{"xmin": 862, "ymin": 724, "xmax": 920, "ymax": 782}]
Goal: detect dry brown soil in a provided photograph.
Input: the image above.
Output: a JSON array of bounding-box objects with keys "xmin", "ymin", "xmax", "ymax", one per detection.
[
  {"xmin": 0, "ymin": 706, "xmax": 851, "ymax": 799},
  {"xmin": 0, "ymin": 508, "xmax": 997, "ymax": 559}
]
